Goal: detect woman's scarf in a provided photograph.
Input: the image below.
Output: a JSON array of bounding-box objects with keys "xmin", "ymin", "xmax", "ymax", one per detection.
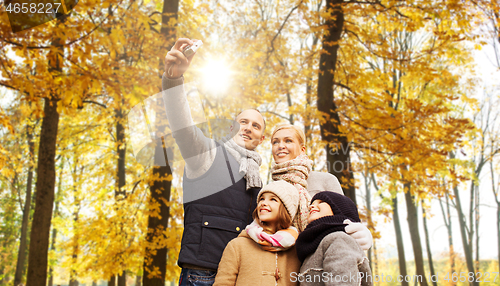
[
  {"xmin": 295, "ymin": 215, "xmax": 349, "ymax": 263},
  {"xmin": 245, "ymin": 220, "xmax": 298, "ymax": 251},
  {"xmin": 271, "ymin": 154, "xmax": 313, "ymax": 232},
  {"xmin": 224, "ymin": 139, "xmax": 262, "ymax": 190}
]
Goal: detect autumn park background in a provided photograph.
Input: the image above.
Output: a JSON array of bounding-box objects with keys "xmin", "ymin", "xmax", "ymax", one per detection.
[{"xmin": 0, "ymin": 0, "xmax": 499, "ymax": 285}]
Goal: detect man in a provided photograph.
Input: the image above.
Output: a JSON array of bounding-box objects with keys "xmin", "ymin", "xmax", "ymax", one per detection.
[{"xmin": 162, "ymin": 38, "xmax": 371, "ymax": 286}]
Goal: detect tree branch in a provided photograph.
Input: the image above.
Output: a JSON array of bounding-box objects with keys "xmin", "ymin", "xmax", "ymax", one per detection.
[
  {"xmin": 83, "ymin": 100, "xmax": 108, "ymax": 109},
  {"xmin": 263, "ymin": 110, "xmax": 292, "ymax": 121},
  {"xmin": 268, "ymin": 0, "xmax": 304, "ymax": 55}
]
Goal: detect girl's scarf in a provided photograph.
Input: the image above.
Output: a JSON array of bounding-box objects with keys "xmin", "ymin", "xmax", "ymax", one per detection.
[
  {"xmin": 271, "ymin": 154, "xmax": 313, "ymax": 232},
  {"xmin": 245, "ymin": 220, "xmax": 298, "ymax": 251},
  {"xmin": 224, "ymin": 139, "xmax": 262, "ymax": 190},
  {"xmin": 295, "ymin": 215, "xmax": 349, "ymax": 263}
]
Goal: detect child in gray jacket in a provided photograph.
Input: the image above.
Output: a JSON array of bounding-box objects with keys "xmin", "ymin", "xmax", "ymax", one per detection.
[{"xmin": 294, "ymin": 191, "xmax": 372, "ymax": 286}]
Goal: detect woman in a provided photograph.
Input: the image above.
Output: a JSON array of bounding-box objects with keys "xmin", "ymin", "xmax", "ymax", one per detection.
[
  {"xmin": 272, "ymin": 124, "xmax": 343, "ymax": 190},
  {"xmin": 270, "ymin": 124, "xmax": 372, "ymax": 249}
]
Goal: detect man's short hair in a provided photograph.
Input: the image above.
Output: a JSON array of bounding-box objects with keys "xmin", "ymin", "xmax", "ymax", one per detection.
[{"xmin": 235, "ymin": 108, "xmax": 266, "ymax": 131}]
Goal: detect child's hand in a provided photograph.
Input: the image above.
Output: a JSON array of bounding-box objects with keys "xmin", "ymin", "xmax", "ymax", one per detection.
[
  {"xmin": 258, "ymin": 240, "xmax": 272, "ymax": 246},
  {"xmin": 258, "ymin": 239, "xmax": 283, "ymax": 252},
  {"xmin": 344, "ymin": 219, "xmax": 373, "ymax": 251},
  {"xmin": 260, "ymin": 244, "xmax": 285, "ymax": 252}
]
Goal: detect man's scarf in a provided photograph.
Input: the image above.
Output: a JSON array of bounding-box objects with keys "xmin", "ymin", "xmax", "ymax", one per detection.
[{"xmin": 224, "ymin": 139, "xmax": 262, "ymax": 190}]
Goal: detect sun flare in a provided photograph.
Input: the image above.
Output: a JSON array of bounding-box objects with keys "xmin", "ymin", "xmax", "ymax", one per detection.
[{"xmin": 200, "ymin": 59, "xmax": 232, "ymax": 95}]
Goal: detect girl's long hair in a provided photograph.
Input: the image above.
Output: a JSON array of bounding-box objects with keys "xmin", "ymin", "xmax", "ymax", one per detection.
[{"xmin": 252, "ymin": 193, "xmax": 292, "ymax": 233}]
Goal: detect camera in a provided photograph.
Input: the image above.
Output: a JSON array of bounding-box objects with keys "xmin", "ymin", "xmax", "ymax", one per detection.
[{"xmin": 183, "ymin": 40, "xmax": 203, "ymax": 57}]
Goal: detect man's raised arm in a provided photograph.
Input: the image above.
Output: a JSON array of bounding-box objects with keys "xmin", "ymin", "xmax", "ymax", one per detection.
[{"xmin": 162, "ymin": 38, "xmax": 216, "ymax": 179}]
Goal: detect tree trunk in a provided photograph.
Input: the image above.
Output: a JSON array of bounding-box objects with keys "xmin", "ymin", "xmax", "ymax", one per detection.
[
  {"xmin": 467, "ymin": 155, "xmax": 484, "ymax": 280},
  {"xmin": 118, "ymin": 274, "xmax": 126, "ymax": 286},
  {"xmin": 117, "ymin": 108, "xmax": 127, "ymax": 199},
  {"xmin": 48, "ymin": 158, "xmax": 64, "ymax": 286},
  {"xmin": 1, "ymin": 184, "xmax": 19, "ymax": 285},
  {"xmin": 136, "ymin": 275, "xmax": 142, "ymax": 286},
  {"xmin": 0, "ymin": 248, "xmax": 5, "ymax": 285},
  {"xmin": 143, "ymin": 143, "xmax": 172, "ymax": 286},
  {"xmin": 304, "ymin": 36, "xmax": 318, "ymax": 165},
  {"xmin": 286, "ymin": 92, "xmax": 294, "ymax": 124},
  {"xmin": 439, "ymin": 195, "xmax": 455, "ymax": 283},
  {"xmin": 142, "ymin": 0, "xmax": 178, "ymax": 284},
  {"xmin": 364, "ymin": 171, "xmax": 373, "ymax": 270},
  {"xmin": 446, "ymin": 195, "xmax": 455, "ymax": 276},
  {"xmin": 68, "ymin": 272, "xmax": 79, "ymax": 286},
  {"xmin": 454, "ymin": 183, "xmax": 479, "ymax": 286},
  {"xmin": 369, "ymin": 173, "xmax": 379, "ymax": 284},
  {"xmin": 452, "ymin": 184, "xmax": 477, "ymax": 285},
  {"xmin": 25, "ymin": 97, "xmax": 60, "ymax": 286},
  {"xmin": 25, "ymin": 21, "xmax": 64, "ymax": 286},
  {"xmin": 404, "ymin": 186, "xmax": 428, "ymax": 286},
  {"xmin": 69, "ymin": 161, "xmax": 81, "ymax": 286},
  {"xmin": 495, "ymin": 9, "xmax": 500, "ymax": 44},
  {"xmin": 372, "ymin": 240, "xmax": 378, "ymax": 286},
  {"xmin": 392, "ymin": 194, "xmax": 409, "ymax": 286},
  {"xmin": 157, "ymin": 0, "xmax": 179, "ymax": 77},
  {"xmin": 490, "ymin": 155, "xmax": 500, "ymax": 276},
  {"xmin": 474, "ymin": 184, "xmax": 480, "ymax": 273},
  {"xmin": 47, "ymin": 208, "xmax": 59, "ymax": 286},
  {"xmin": 142, "ymin": 95, "xmax": 172, "ymax": 286},
  {"xmin": 13, "ymin": 125, "xmax": 35, "ymax": 286},
  {"xmin": 108, "ymin": 276, "xmax": 116, "ymax": 286},
  {"xmin": 116, "ymin": 107, "xmax": 127, "ymax": 286},
  {"xmin": 68, "ymin": 214, "xmax": 79, "ymax": 286},
  {"xmin": 422, "ymin": 205, "xmax": 436, "ymax": 286},
  {"xmin": 304, "ymin": 63, "xmax": 312, "ymax": 146},
  {"xmin": 316, "ymin": 0, "xmax": 355, "ymax": 204},
  {"xmin": 468, "ymin": 182, "xmax": 475, "ymax": 265},
  {"xmin": 498, "ymin": 205, "xmax": 500, "ymax": 271}
]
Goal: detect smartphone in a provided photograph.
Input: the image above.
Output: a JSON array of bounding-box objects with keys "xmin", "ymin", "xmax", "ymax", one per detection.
[{"xmin": 183, "ymin": 40, "xmax": 203, "ymax": 57}]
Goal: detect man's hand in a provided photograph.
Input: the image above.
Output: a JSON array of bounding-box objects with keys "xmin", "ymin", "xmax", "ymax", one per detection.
[
  {"xmin": 344, "ymin": 219, "xmax": 373, "ymax": 251},
  {"xmin": 164, "ymin": 38, "xmax": 197, "ymax": 79}
]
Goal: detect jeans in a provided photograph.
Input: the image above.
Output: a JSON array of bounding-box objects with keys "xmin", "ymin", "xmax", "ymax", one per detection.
[{"xmin": 178, "ymin": 268, "xmax": 217, "ymax": 286}]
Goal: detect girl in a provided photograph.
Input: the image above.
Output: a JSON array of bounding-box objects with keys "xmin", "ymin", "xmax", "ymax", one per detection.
[
  {"xmin": 214, "ymin": 180, "xmax": 301, "ymax": 286},
  {"xmin": 295, "ymin": 191, "xmax": 372, "ymax": 286}
]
